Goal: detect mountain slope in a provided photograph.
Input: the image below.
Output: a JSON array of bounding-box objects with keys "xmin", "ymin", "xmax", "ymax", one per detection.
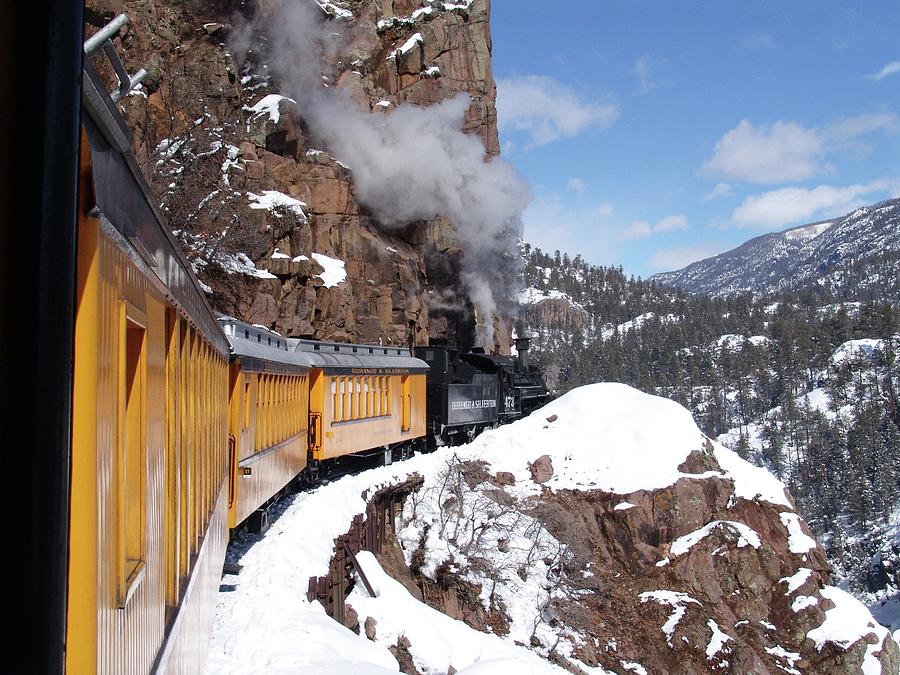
[{"xmin": 652, "ymin": 199, "xmax": 900, "ymax": 298}]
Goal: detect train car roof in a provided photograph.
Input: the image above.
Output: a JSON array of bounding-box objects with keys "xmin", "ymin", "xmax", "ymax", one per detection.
[
  {"xmin": 218, "ymin": 317, "xmax": 314, "ymax": 375},
  {"xmin": 291, "ymin": 338, "xmax": 429, "ymax": 374},
  {"xmin": 81, "ymin": 42, "xmax": 229, "ymax": 357}
]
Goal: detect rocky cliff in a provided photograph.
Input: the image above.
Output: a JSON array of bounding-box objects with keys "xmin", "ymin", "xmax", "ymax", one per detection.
[{"xmin": 85, "ymin": 0, "xmax": 515, "ymax": 350}]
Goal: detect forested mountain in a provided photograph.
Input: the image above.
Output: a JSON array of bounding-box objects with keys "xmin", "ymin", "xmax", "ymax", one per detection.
[
  {"xmin": 651, "ymin": 198, "xmax": 900, "ymax": 299},
  {"xmin": 517, "ymin": 242, "xmax": 900, "ymax": 626}
]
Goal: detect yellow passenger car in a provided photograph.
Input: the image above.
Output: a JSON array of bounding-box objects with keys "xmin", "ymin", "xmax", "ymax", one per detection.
[
  {"xmin": 298, "ymin": 340, "xmax": 429, "ymax": 464},
  {"xmin": 220, "ymin": 318, "xmax": 315, "ymax": 531},
  {"xmin": 67, "ymin": 38, "xmax": 230, "ymax": 674}
]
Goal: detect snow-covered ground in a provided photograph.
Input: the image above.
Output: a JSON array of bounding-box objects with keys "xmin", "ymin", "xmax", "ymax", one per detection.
[{"xmin": 206, "ymin": 384, "xmax": 890, "ymax": 674}]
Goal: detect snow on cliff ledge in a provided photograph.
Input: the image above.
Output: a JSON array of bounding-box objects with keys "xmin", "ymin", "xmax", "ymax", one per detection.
[{"xmin": 207, "ymin": 384, "xmax": 888, "ymax": 673}]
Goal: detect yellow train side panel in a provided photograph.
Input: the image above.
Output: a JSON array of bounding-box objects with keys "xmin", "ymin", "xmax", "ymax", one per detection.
[
  {"xmin": 311, "ymin": 373, "xmax": 426, "ymax": 460},
  {"xmin": 69, "ymin": 211, "xmax": 229, "ymax": 672},
  {"xmin": 228, "ymin": 367, "xmax": 309, "ymax": 528},
  {"xmin": 151, "ymin": 484, "xmax": 228, "ymax": 674}
]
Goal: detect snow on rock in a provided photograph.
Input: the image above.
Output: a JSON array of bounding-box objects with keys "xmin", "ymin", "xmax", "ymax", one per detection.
[
  {"xmin": 311, "ymin": 252, "xmax": 347, "ymax": 288},
  {"xmin": 831, "ymin": 338, "xmax": 885, "ymax": 365},
  {"xmin": 780, "ymin": 568, "xmax": 813, "ymax": 595},
  {"xmin": 669, "ymin": 520, "xmax": 762, "ymax": 557},
  {"xmin": 387, "ymin": 33, "xmax": 423, "ymax": 61},
  {"xmin": 248, "ymin": 190, "xmax": 308, "ymax": 222},
  {"xmin": 639, "ymin": 591, "xmax": 700, "ymax": 646},
  {"xmin": 765, "ymin": 646, "xmax": 801, "ymax": 675},
  {"xmin": 792, "ymin": 595, "xmax": 819, "ymax": 612},
  {"xmin": 453, "ymin": 383, "xmax": 718, "ymax": 496},
  {"xmin": 245, "ymin": 94, "xmax": 296, "ymax": 125},
  {"xmin": 347, "ymin": 551, "xmax": 567, "ymax": 674},
  {"xmin": 518, "ymin": 287, "xmax": 583, "ymax": 310},
  {"xmin": 712, "ymin": 442, "xmax": 792, "ymax": 507},
  {"xmin": 316, "ymin": 1, "xmax": 353, "ymax": 19},
  {"xmin": 705, "ymin": 619, "xmax": 732, "ymax": 658},
  {"xmin": 217, "ymin": 251, "xmax": 277, "ymax": 279},
  {"xmin": 808, "ymin": 586, "xmax": 891, "ymax": 675},
  {"xmin": 784, "ymin": 221, "xmax": 833, "ymax": 241},
  {"xmin": 779, "ymin": 512, "xmax": 817, "ymax": 554}
]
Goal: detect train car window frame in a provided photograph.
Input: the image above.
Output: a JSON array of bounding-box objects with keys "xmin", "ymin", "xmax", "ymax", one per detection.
[{"xmin": 117, "ymin": 299, "xmax": 148, "ymax": 608}]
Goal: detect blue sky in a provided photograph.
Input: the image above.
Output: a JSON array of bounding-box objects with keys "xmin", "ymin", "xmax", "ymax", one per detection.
[{"xmin": 491, "ymin": 1, "xmax": 900, "ymax": 278}]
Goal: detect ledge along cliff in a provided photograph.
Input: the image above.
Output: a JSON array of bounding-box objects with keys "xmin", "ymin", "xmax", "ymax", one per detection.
[{"xmin": 88, "ymin": 0, "xmax": 525, "ymax": 351}]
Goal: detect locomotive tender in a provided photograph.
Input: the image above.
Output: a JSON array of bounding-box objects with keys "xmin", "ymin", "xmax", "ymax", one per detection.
[{"xmin": 10, "ymin": 12, "xmax": 548, "ymax": 675}]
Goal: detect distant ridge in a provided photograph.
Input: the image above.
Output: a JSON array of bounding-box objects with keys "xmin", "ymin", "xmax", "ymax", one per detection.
[{"xmin": 651, "ymin": 198, "xmax": 900, "ymax": 296}]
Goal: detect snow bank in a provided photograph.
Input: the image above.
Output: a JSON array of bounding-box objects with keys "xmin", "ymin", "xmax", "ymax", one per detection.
[
  {"xmin": 808, "ymin": 586, "xmax": 891, "ymax": 675},
  {"xmin": 454, "ymin": 383, "xmax": 720, "ymax": 496},
  {"xmin": 831, "ymin": 339, "xmax": 885, "ymax": 365},
  {"xmin": 517, "ymin": 287, "xmax": 583, "ymax": 309},
  {"xmin": 347, "ymin": 552, "xmax": 566, "ymax": 674}
]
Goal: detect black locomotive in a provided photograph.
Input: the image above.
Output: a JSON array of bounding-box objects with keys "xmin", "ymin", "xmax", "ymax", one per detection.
[{"xmin": 415, "ymin": 337, "xmax": 550, "ymax": 449}]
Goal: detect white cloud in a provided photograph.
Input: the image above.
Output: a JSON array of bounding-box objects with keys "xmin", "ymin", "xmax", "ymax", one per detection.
[
  {"xmin": 523, "ymin": 193, "xmax": 617, "ymax": 263},
  {"xmin": 594, "ymin": 202, "xmax": 614, "ymax": 218},
  {"xmin": 702, "ymin": 120, "xmax": 826, "ymax": 184},
  {"xmin": 867, "ymin": 61, "xmax": 900, "ymax": 82},
  {"xmin": 498, "ymin": 75, "xmax": 618, "ymax": 147},
  {"xmin": 827, "ymin": 112, "xmax": 900, "ymax": 141},
  {"xmin": 648, "ymin": 245, "xmax": 718, "ymax": 271},
  {"xmin": 619, "ymin": 220, "xmax": 652, "ymax": 241},
  {"xmin": 702, "ymin": 183, "xmax": 733, "ymax": 202},
  {"xmin": 619, "ymin": 214, "xmax": 688, "ymax": 241},
  {"xmin": 731, "ymin": 179, "xmax": 893, "ymax": 229},
  {"xmin": 633, "ymin": 55, "xmax": 655, "ymax": 95},
  {"xmin": 654, "ymin": 214, "xmax": 689, "ymax": 233},
  {"xmin": 567, "ymin": 178, "xmax": 587, "ymax": 193},
  {"xmin": 741, "ymin": 33, "xmax": 776, "ymax": 51}
]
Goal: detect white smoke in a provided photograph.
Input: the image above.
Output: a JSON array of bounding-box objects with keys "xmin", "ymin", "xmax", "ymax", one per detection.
[{"xmin": 238, "ymin": 0, "xmax": 530, "ymax": 349}]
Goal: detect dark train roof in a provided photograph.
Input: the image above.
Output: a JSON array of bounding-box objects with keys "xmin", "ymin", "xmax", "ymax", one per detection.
[
  {"xmin": 81, "ymin": 29, "xmax": 229, "ymax": 356},
  {"xmin": 459, "ymin": 351, "xmax": 519, "ymax": 372},
  {"xmin": 292, "ymin": 338, "xmax": 429, "ymax": 374},
  {"xmin": 218, "ymin": 317, "xmax": 314, "ymax": 375},
  {"xmin": 219, "ymin": 317, "xmax": 429, "ymax": 374}
]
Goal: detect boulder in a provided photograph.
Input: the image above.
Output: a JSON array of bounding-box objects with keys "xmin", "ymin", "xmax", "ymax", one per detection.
[{"xmin": 528, "ymin": 455, "xmax": 554, "ymax": 484}]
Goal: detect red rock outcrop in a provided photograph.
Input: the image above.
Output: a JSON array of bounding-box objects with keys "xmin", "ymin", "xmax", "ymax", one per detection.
[{"xmin": 85, "ymin": 0, "xmax": 511, "ymax": 350}]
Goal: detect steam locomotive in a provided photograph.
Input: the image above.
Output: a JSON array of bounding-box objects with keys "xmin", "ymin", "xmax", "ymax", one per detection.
[{"xmin": 415, "ymin": 341, "xmax": 550, "ymax": 448}]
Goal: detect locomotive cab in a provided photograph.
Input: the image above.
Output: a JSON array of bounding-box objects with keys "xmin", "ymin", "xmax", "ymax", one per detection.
[{"xmin": 415, "ymin": 346, "xmax": 500, "ymax": 448}]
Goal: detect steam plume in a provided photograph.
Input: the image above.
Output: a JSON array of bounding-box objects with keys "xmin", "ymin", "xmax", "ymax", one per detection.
[{"xmin": 238, "ymin": 0, "xmax": 530, "ymax": 348}]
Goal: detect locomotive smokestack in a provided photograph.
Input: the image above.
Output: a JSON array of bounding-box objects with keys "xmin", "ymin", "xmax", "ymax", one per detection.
[{"xmin": 514, "ymin": 336, "xmax": 531, "ymax": 368}]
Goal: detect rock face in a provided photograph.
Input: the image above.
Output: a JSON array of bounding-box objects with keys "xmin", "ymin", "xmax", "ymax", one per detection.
[{"xmin": 85, "ymin": 0, "xmax": 511, "ymax": 350}]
